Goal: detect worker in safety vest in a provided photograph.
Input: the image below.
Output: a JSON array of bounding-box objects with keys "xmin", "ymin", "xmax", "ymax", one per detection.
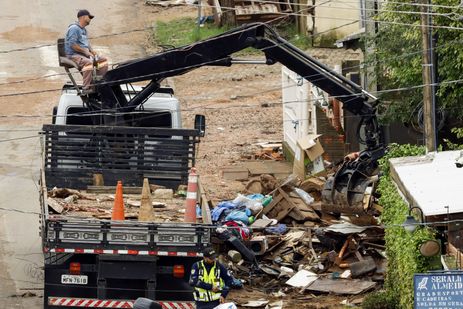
[{"xmin": 189, "ymin": 247, "xmax": 234, "ymax": 309}]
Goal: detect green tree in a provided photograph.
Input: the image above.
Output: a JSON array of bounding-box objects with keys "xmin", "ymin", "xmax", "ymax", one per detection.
[{"xmin": 369, "ymin": 0, "xmax": 463, "ymax": 123}]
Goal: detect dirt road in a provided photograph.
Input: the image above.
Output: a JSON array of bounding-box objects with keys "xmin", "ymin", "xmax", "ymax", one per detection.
[
  {"xmin": 0, "ymin": 1, "xmax": 177, "ymax": 307},
  {"xmin": 0, "ymin": 1, "xmax": 287, "ymax": 307}
]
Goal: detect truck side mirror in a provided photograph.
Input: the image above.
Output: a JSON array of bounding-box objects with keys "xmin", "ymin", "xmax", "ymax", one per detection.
[{"xmin": 195, "ymin": 114, "xmax": 206, "ymax": 137}]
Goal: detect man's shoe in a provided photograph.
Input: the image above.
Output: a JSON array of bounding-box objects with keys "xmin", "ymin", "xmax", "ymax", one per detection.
[{"xmin": 80, "ymin": 88, "xmax": 96, "ymax": 96}]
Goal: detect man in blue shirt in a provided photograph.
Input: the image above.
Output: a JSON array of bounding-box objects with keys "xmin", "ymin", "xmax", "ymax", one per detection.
[
  {"xmin": 65, "ymin": 9, "xmax": 108, "ymax": 94},
  {"xmin": 189, "ymin": 248, "xmax": 234, "ymax": 309}
]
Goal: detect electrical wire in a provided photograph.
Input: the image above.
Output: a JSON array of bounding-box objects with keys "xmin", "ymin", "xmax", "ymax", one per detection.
[
  {"xmin": 0, "ymin": 7, "xmax": 460, "ymax": 140},
  {"xmin": 185, "ymin": 2, "xmax": 463, "ymax": 31},
  {"xmin": 248, "ymin": 0, "xmax": 463, "ymax": 20},
  {"xmin": 2, "ymin": 72, "xmax": 463, "ymax": 128},
  {"xmin": 0, "ymin": 27, "xmax": 153, "ymax": 54},
  {"xmin": 0, "ymin": 1, "xmax": 462, "ymax": 56},
  {"xmin": 2, "ymin": 3, "xmax": 463, "ymax": 92},
  {"xmin": 1, "ymin": 16, "xmax": 459, "ymax": 103}
]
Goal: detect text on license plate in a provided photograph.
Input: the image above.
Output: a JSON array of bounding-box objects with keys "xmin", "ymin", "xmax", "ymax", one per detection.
[{"xmin": 61, "ymin": 275, "xmax": 88, "ymax": 285}]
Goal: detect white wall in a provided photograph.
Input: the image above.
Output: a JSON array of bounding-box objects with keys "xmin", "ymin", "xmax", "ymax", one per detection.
[{"xmin": 313, "ymin": 0, "xmax": 362, "ymax": 39}]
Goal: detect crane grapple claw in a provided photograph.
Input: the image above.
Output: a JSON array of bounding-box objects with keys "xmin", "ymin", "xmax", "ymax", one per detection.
[{"xmin": 321, "ymin": 159, "xmax": 379, "ymax": 215}]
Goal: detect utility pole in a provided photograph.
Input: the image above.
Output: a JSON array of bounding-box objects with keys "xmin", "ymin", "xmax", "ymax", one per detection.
[
  {"xmin": 420, "ymin": 0, "xmax": 436, "ymax": 152},
  {"xmin": 197, "ymin": 0, "xmax": 202, "ymax": 32}
]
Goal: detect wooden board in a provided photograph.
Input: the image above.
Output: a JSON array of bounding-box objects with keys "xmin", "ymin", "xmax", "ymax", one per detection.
[
  {"xmin": 87, "ymin": 186, "xmax": 143, "ymax": 194},
  {"xmin": 263, "ymin": 188, "xmax": 319, "ymax": 222},
  {"xmin": 307, "ymin": 278, "xmax": 376, "ymax": 295},
  {"xmin": 242, "ymin": 161, "xmax": 292, "ymax": 177}
]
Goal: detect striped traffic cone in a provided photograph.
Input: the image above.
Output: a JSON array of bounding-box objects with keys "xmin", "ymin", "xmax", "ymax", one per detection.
[
  {"xmin": 184, "ymin": 167, "xmax": 198, "ymax": 223},
  {"xmin": 112, "ymin": 181, "xmax": 125, "ymax": 221}
]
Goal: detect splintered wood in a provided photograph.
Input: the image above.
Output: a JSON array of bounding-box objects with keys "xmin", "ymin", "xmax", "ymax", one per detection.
[{"xmin": 47, "ymin": 189, "xmax": 186, "ymax": 222}]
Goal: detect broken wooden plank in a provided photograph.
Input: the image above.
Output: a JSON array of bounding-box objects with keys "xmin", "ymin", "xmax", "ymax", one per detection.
[
  {"xmin": 126, "ymin": 199, "xmax": 166, "ymax": 208},
  {"xmin": 262, "ymin": 193, "xmax": 284, "ymax": 215},
  {"xmin": 350, "ymin": 256, "xmax": 377, "ymax": 278},
  {"xmin": 221, "ymin": 166, "xmax": 249, "ymax": 181},
  {"xmin": 198, "ymin": 180, "xmax": 212, "ymax": 224},
  {"xmin": 94, "ymin": 212, "xmax": 138, "ymax": 219},
  {"xmin": 47, "ymin": 197, "xmax": 64, "ymax": 214},
  {"xmin": 87, "ymin": 186, "xmax": 143, "ymax": 194},
  {"xmin": 276, "ymin": 188, "xmax": 319, "ymax": 221},
  {"xmin": 307, "ymin": 278, "xmax": 376, "ymax": 295},
  {"xmin": 251, "ymin": 218, "xmax": 273, "ymax": 229}
]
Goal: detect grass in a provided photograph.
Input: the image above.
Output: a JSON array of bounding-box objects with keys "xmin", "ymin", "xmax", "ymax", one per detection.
[
  {"xmin": 152, "ymin": 18, "xmax": 312, "ymax": 52},
  {"xmin": 154, "ymin": 17, "xmax": 227, "ymax": 48}
]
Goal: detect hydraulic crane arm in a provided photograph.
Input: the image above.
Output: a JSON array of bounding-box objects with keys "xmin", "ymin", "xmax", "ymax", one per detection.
[
  {"xmin": 99, "ymin": 23, "xmax": 376, "ymax": 115},
  {"xmin": 94, "ymin": 22, "xmax": 384, "ymax": 213}
]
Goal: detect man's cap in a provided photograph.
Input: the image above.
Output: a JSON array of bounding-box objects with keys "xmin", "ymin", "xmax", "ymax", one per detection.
[
  {"xmin": 77, "ymin": 9, "xmax": 94, "ymax": 19},
  {"xmin": 203, "ymin": 247, "xmax": 217, "ymax": 258}
]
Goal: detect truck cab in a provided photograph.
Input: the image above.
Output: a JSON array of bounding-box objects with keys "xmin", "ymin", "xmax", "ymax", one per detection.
[
  {"xmin": 53, "ymin": 84, "xmax": 182, "ymax": 129},
  {"xmin": 45, "ymin": 83, "xmax": 204, "ymax": 189}
]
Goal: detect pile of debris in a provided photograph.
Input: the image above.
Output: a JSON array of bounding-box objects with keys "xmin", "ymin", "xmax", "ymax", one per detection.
[
  {"xmin": 210, "ymin": 174, "xmax": 385, "ymax": 300},
  {"xmin": 46, "ymin": 186, "xmax": 188, "ymax": 222}
]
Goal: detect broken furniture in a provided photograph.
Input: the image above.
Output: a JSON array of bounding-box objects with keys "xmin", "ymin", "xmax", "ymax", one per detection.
[{"xmin": 263, "ymin": 187, "xmax": 319, "ymax": 222}]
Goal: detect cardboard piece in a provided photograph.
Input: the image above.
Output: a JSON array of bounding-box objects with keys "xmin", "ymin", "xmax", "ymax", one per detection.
[
  {"xmin": 297, "ymin": 134, "xmax": 324, "ymax": 161},
  {"xmin": 292, "ymin": 146, "xmax": 306, "ymax": 179},
  {"xmin": 293, "ymin": 134, "xmax": 325, "ymax": 176},
  {"xmin": 285, "ymin": 269, "xmax": 318, "ymax": 287},
  {"xmin": 242, "ymin": 300, "xmax": 269, "ymax": 307}
]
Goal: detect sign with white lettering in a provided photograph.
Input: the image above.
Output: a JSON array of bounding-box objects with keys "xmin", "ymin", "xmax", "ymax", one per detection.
[{"xmin": 414, "ymin": 273, "xmax": 463, "ymax": 308}]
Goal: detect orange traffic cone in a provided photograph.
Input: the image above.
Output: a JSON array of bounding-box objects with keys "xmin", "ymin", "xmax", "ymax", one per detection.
[
  {"xmin": 112, "ymin": 181, "xmax": 125, "ymax": 221},
  {"xmin": 184, "ymin": 167, "xmax": 198, "ymax": 223}
]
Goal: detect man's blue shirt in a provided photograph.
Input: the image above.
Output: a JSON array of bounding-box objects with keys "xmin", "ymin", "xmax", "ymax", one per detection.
[{"xmin": 65, "ymin": 23, "xmax": 90, "ymax": 56}]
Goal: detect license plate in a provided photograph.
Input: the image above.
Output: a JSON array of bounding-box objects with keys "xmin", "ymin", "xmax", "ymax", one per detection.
[{"xmin": 61, "ymin": 275, "xmax": 88, "ymax": 285}]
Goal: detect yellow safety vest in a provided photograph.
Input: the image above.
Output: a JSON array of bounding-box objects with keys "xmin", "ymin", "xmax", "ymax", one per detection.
[{"xmin": 194, "ymin": 261, "xmax": 224, "ymax": 302}]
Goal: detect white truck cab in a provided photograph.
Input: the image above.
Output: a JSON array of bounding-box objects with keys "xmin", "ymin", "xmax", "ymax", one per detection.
[{"xmin": 53, "ymin": 84, "xmax": 182, "ymax": 129}]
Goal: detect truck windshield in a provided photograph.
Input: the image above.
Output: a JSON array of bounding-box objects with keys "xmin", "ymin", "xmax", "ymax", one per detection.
[{"xmin": 65, "ymin": 108, "xmax": 172, "ymax": 128}]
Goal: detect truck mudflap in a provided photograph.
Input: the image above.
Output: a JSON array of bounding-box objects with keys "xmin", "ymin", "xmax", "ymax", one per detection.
[{"xmin": 47, "ymin": 297, "xmax": 195, "ymax": 308}]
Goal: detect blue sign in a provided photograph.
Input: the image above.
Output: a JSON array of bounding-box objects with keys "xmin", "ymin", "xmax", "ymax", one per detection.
[{"xmin": 414, "ymin": 273, "xmax": 463, "ymax": 308}]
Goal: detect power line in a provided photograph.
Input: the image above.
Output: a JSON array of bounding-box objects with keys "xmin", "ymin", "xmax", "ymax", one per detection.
[
  {"xmin": 1, "ymin": 13, "xmax": 461, "ymax": 95},
  {"xmin": 1, "ymin": 72, "xmax": 463, "ymax": 123},
  {"xmin": 250, "ymin": 0, "xmax": 463, "ymax": 20},
  {"xmin": 187, "ymin": 2, "xmax": 463, "ymax": 31},
  {"xmin": 0, "ymin": 135, "xmax": 41, "ymax": 143},
  {"xmin": 0, "ymin": 3, "xmax": 462, "ymax": 57},
  {"xmin": 1, "ymin": 3, "xmax": 462, "ymax": 90},
  {"xmin": 0, "ymin": 26, "xmax": 154, "ymax": 54}
]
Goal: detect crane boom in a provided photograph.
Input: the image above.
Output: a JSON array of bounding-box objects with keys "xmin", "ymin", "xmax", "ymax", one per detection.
[{"xmin": 92, "ymin": 22, "xmax": 384, "ymax": 214}]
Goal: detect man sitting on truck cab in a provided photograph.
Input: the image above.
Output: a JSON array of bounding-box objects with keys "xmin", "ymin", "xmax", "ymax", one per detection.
[
  {"xmin": 189, "ymin": 247, "xmax": 234, "ymax": 309},
  {"xmin": 64, "ymin": 9, "xmax": 108, "ymax": 94}
]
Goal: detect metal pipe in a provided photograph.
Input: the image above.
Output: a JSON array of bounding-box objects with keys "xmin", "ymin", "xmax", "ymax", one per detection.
[{"xmin": 230, "ymin": 59, "xmax": 268, "ymax": 64}]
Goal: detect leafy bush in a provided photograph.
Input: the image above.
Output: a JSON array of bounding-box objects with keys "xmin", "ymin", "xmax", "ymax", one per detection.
[
  {"xmin": 378, "ymin": 144, "xmax": 438, "ymax": 309},
  {"xmin": 362, "ymin": 290, "xmax": 399, "ymax": 309},
  {"xmin": 443, "ymin": 128, "xmax": 463, "ymax": 150}
]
